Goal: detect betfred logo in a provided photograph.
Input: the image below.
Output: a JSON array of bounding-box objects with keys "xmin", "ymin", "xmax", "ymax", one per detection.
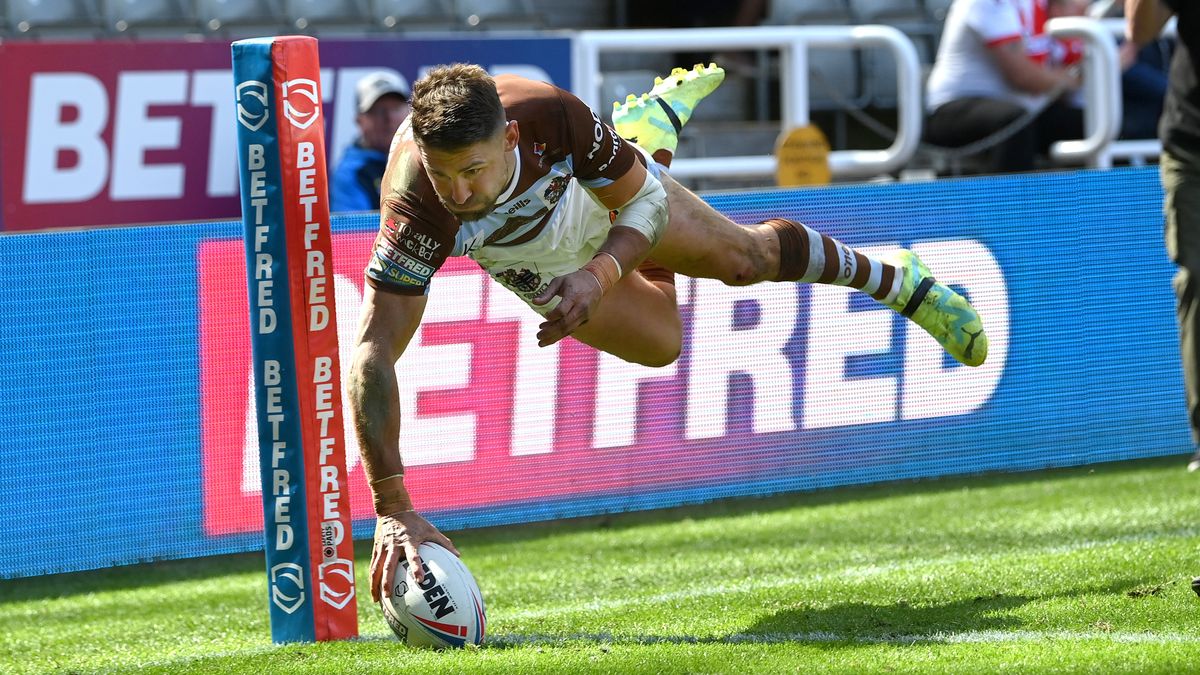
[
  {"xmin": 282, "ymin": 78, "xmax": 320, "ymax": 129},
  {"xmin": 0, "ymin": 38, "xmax": 563, "ymax": 231},
  {"xmin": 199, "ymin": 233, "xmax": 1008, "ymax": 537},
  {"xmin": 318, "ymin": 557, "xmax": 356, "ymax": 610},
  {"xmin": 236, "ymin": 80, "xmax": 269, "ymax": 131},
  {"xmin": 270, "ymin": 562, "xmax": 306, "ymax": 614}
]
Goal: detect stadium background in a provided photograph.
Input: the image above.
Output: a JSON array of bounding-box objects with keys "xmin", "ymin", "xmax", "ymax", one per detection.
[{"xmin": 0, "ymin": 1, "xmax": 1189, "ymax": 581}]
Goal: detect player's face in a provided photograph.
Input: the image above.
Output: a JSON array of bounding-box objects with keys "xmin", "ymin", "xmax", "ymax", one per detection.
[{"xmin": 421, "ymin": 121, "xmax": 519, "ymax": 222}]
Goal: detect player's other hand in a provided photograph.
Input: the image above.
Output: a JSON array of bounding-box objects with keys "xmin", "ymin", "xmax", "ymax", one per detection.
[
  {"xmin": 369, "ymin": 511, "xmax": 459, "ymax": 602},
  {"xmin": 532, "ymin": 269, "xmax": 604, "ymax": 347}
]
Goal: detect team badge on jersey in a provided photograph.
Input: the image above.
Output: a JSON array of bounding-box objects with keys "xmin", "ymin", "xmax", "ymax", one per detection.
[
  {"xmin": 496, "ymin": 268, "xmax": 544, "ymax": 295},
  {"xmin": 543, "ymin": 174, "xmax": 571, "ymax": 205}
]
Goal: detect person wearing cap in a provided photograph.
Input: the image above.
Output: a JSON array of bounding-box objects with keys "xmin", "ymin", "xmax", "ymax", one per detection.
[{"xmin": 331, "ymin": 70, "xmax": 411, "ymax": 212}]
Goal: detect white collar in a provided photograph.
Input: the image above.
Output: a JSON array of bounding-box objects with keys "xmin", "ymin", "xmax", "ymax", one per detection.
[{"xmin": 494, "ymin": 148, "xmax": 521, "ymax": 205}]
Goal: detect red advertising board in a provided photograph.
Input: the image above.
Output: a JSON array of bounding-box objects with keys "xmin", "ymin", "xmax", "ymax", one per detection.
[
  {"xmin": 199, "ymin": 234, "xmax": 1008, "ymax": 536},
  {"xmin": 198, "ymin": 234, "xmax": 799, "ymax": 535},
  {"xmin": 1, "ymin": 42, "xmax": 239, "ymax": 231},
  {"xmin": 0, "ymin": 38, "xmax": 571, "ymax": 232}
]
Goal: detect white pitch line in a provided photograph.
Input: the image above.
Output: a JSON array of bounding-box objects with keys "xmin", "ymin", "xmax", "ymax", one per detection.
[
  {"xmin": 132, "ymin": 626, "xmax": 1200, "ymax": 671},
  {"xmin": 128, "ymin": 528, "xmax": 1200, "ymax": 671},
  {"xmin": 503, "ymin": 527, "xmax": 1200, "ymax": 620},
  {"xmin": 127, "ymin": 627, "xmax": 1200, "ymax": 672},
  {"xmin": 484, "ymin": 629, "xmax": 1200, "ymax": 646}
]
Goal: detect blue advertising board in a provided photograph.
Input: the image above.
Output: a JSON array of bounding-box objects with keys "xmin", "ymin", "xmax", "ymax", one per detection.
[{"xmin": 0, "ymin": 168, "xmax": 1189, "ymax": 579}]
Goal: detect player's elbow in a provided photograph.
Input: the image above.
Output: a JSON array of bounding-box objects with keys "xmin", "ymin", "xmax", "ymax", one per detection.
[{"xmin": 348, "ymin": 343, "xmax": 397, "ymax": 394}]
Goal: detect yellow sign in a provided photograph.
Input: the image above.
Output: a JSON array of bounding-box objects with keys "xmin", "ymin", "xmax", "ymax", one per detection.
[{"xmin": 775, "ymin": 124, "xmax": 831, "ymax": 187}]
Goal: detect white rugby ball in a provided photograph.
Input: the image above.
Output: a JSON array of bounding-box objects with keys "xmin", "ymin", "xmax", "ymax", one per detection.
[{"xmin": 380, "ymin": 542, "xmax": 486, "ymax": 649}]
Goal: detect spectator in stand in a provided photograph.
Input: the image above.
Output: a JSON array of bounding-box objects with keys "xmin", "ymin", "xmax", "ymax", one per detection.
[
  {"xmin": 1092, "ymin": 0, "xmax": 1172, "ymax": 140},
  {"xmin": 1126, "ymin": 0, "xmax": 1200, "ymax": 471},
  {"xmin": 924, "ymin": 0, "xmax": 1085, "ymax": 173},
  {"xmin": 331, "ymin": 71, "xmax": 411, "ymax": 212}
]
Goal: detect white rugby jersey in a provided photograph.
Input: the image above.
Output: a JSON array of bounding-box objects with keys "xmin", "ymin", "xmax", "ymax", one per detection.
[{"xmin": 366, "ymin": 74, "xmax": 644, "ymax": 301}]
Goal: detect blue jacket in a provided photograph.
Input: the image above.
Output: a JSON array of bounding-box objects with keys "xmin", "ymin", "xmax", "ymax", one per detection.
[{"xmin": 330, "ymin": 140, "xmax": 388, "ymax": 213}]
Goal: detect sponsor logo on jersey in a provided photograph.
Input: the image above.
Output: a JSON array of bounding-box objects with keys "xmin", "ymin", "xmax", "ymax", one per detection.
[
  {"xmin": 378, "ymin": 241, "xmax": 435, "ymax": 278},
  {"xmin": 505, "ymin": 197, "xmax": 532, "ymax": 215}
]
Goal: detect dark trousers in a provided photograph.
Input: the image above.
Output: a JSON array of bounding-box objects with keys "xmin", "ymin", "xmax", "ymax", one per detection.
[
  {"xmin": 925, "ymin": 97, "xmax": 1085, "ymax": 173},
  {"xmin": 1162, "ymin": 150, "xmax": 1200, "ymax": 446},
  {"xmin": 1121, "ymin": 40, "xmax": 1171, "ymax": 140},
  {"xmin": 1123, "ymin": 61, "xmax": 1168, "ymax": 139}
]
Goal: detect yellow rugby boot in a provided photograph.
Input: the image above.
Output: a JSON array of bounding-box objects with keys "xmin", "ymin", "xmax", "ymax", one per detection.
[
  {"xmin": 886, "ymin": 249, "xmax": 988, "ymax": 367},
  {"xmin": 611, "ymin": 62, "xmax": 725, "ymax": 153}
]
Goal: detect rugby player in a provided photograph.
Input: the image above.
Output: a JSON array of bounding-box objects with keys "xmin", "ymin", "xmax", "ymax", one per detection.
[{"xmin": 349, "ymin": 63, "xmax": 988, "ymax": 596}]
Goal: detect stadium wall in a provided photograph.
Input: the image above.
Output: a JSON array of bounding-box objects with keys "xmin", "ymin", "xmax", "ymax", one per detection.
[{"xmin": 0, "ymin": 167, "xmax": 1187, "ymax": 579}]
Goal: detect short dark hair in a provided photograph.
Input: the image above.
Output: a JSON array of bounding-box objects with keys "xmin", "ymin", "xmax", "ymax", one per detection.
[{"xmin": 410, "ymin": 63, "xmax": 506, "ymax": 151}]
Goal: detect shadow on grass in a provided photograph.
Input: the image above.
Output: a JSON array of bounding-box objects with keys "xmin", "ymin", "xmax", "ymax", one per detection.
[
  {"xmin": 744, "ymin": 593, "xmax": 1033, "ymax": 638},
  {"xmin": 479, "ymin": 578, "xmax": 1155, "ymax": 650}
]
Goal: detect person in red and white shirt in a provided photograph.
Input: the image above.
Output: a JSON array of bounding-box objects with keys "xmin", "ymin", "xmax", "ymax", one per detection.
[{"xmin": 924, "ymin": 0, "xmax": 1087, "ymax": 172}]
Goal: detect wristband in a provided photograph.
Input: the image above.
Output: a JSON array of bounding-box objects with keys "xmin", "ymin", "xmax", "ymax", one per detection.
[
  {"xmin": 582, "ymin": 252, "xmax": 621, "ymax": 294},
  {"xmin": 371, "ymin": 474, "xmax": 414, "ymax": 516},
  {"xmin": 598, "ymin": 251, "xmax": 623, "ymax": 278}
]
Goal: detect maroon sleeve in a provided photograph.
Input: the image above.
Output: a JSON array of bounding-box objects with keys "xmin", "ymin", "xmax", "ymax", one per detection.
[
  {"xmin": 364, "ymin": 127, "xmax": 459, "ymax": 296},
  {"xmin": 555, "ymin": 87, "xmax": 640, "ymax": 188}
]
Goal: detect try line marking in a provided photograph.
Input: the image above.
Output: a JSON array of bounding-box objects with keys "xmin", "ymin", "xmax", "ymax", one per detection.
[{"xmin": 483, "ymin": 630, "xmax": 1200, "ymax": 646}]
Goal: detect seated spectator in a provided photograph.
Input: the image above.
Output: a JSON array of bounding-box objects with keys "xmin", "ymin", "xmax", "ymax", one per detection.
[
  {"xmin": 1041, "ymin": 0, "xmax": 1089, "ymax": 106},
  {"xmin": 924, "ymin": 0, "xmax": 1085, "ymax": 173},
  {"xmin": 331, "ymin": 71, "xmax": 411, "ymax": 212}
]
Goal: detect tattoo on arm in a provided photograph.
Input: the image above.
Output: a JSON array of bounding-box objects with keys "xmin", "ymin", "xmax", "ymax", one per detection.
[{"xmin": 348, "ymin": 352, "xmax": 403, "ymax": 479}]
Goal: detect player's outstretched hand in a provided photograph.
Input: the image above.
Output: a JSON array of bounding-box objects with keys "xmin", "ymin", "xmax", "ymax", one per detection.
[
  {"xmin": 531, "ymin": 269, "xmax": 604, "ymax": 347},
  {"xmin": 369, "ymin": 511, "xmax": 459, "ymax": 602}
]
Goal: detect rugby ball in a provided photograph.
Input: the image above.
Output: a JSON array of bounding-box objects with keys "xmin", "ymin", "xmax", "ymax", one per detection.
[{"xmin": 380, "ymin": 542, "xmax": 486, "ymax": 649}]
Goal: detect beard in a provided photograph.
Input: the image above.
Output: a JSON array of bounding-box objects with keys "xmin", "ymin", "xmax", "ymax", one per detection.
[{"xmin": 439, "ymin": 196, "xmax": 496, "ymax": 222}]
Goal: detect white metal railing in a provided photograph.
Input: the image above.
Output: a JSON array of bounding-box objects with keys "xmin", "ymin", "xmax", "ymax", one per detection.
[
  {"xmin": 1094, "ymin": 16, "xmax": 1177, "ymax": 166},
  {"xmin": 1045, "ymin": 16, "xmax": 1123, "ymax": 167},
  {"xmin": 573, "ymin": 26, "xmax": 922, "ymax": 181}
]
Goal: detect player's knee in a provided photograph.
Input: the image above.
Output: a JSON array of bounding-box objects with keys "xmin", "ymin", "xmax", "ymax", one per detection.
[
  {"xmin": 637, "ymin": 341, "xmax": 681, "ymax": 368},
  {"xmin": 636, "ymin": 319, "xmax": 683, "ymax": 367}
]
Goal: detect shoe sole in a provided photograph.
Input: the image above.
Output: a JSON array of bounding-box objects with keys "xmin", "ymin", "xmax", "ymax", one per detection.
[{"xmin": 611, "ymin": 63, "xmax": 725, "ymax": 150}]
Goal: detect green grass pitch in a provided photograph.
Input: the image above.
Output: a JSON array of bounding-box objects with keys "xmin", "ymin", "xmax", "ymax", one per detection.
[{"xmin": 3, "ymin": 455, "xmax": 1198, "ymax": 674}]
